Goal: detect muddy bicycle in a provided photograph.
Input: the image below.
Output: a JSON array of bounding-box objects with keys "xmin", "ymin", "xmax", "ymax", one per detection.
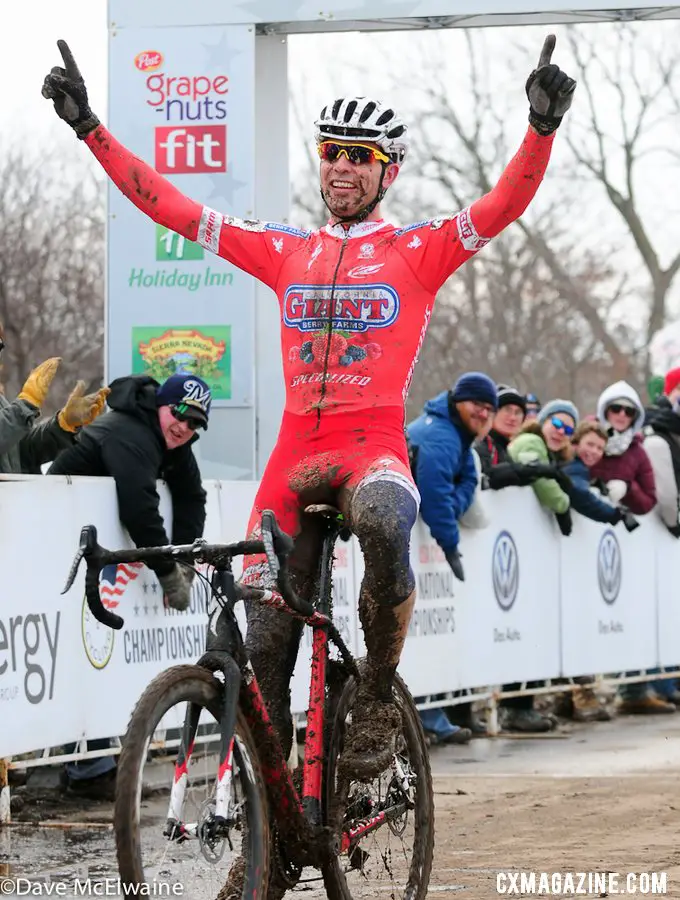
[{"xmin": 63, "ymin": 506, "xmax": 434, "ymax": 899}]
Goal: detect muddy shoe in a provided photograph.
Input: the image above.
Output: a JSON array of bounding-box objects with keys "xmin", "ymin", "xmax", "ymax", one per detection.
[
  {"xmin": 619, "ymin": 696, "xmax": 676, "ymax": 715},
  {"xmin": 339, "ymin": 699, "xmax": 402, "ymax": 781},
  {"xmin": 572, "ymin": 687, "xmax": 612, "ymax": 722},
  {"xmin": 64, "ymin": 769, "xmax": 117, "ymax": 802},
  {"xmin": 502, "ymin": 709, "xmax": 554, "ymax": 733}
]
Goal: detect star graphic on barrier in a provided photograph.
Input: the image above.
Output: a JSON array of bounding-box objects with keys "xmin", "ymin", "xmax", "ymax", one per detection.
[
  {"xmin": 204, "ymin": 170, "xmax": 250, "ymax": 207},
  {"xmin": 201, "ymin": 31, "xmax": 247, "ymax": 71},
  {"xmin": 153, "ymin": 604, "xmax": 159, "ymax": 615},
  {"xmin": 134, "ymin": 604, "xmax": 140, "ymax": 616},
  {"xmin": 151, "ymin": 581, "xmax": 158, "ymax": 594},
  {"xmin": 142, "ymin": 581, "xmax": 149, "ymax": 594},
  {"xmin": 143, "ymin": 604, "xmax": 149, "ymax": 616}
]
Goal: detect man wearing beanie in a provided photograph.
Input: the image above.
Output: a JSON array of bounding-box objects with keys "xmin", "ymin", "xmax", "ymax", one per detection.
[
  {"xmin": 408, "ymin": 371, "xmax": 497, "ymax": 581},
  {"xmin": 476, "ymin": 385, "xmax": 527, "ymax": 471},
  {"xmin": 48, "ymin": 372, "xmax": 210, "ymax": 797},
  {"xmin": 407, "ymin": 372, "xmax": 496, "ymax": 745},
  {"xmin": 50, "ymin": 372, "xmax": 209, "ymax": 610}
]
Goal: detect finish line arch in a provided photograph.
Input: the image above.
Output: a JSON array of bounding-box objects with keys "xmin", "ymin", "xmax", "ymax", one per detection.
[{"xmin": 106, "ymin": 1, "xmax": 679, "ymax": 479}]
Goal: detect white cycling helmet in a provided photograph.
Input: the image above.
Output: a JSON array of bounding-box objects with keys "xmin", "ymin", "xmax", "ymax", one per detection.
[{"xmin": 315, "ymin": 97, "xmax": 409, "ymax": 164}]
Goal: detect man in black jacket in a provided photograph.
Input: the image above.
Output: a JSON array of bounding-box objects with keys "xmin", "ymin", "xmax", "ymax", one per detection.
[{"xmin": 49, "ymin": 372, "xmax": 209, "ymax": 611}]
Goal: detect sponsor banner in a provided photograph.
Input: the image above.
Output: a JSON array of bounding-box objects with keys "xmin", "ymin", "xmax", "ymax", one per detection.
[
  {"xmin": 132, "ymin": 325, "xmax": 232, "ymax": 400},
  {"xmin": 108, "ymin": 25, "xmax": 255, "ymax": 412},
  {"xmin": 399, "ymin": 488, "xmax": 561, "ymax": 696},
  {"xmin": 1, "ymin": 476, "xmax": 674, "ymax": 758},
  {"xmin": 560, "ymin": 515, "xmax": 657, "ymax": 676}
]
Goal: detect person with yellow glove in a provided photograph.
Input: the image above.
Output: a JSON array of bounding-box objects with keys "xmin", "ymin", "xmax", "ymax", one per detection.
[{"xmin": 0, "ymin": 347, "xmax": 108, "ymax": 474}]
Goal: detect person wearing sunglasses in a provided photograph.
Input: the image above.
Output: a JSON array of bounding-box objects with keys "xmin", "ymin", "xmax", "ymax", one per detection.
[
  {"xmin": 40, "ymin": 38, "xmax": 577, "ymax": 811},
  {"xmin": 508, "ymin": 399, "xmax": 579, "ymax": 538},
  {"xmin": 49, "ymin": 372, "xmax": 210, "ymax": 612},
  {"xmin": 590, "ymin": 381, "xmax": 656, "ymax": 516}
]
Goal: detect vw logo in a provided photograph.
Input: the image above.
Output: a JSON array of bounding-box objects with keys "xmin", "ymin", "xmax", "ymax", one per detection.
[
  {"xmin": 492, "ymin": 531, "xmax": 519, "ymax": 612},
  {"xmin": 598, "ymin": 529, "xmax": 621, "ymax": 605}
]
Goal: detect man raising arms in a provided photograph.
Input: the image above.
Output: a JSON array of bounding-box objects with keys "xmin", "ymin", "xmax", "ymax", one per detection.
[{"xmin": 42, "ymin": 37, "xmax": 575, "ymax": 786}]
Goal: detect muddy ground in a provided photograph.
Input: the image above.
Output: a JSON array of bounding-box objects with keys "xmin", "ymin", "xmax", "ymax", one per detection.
[{"xmin": 2, "ymin": 714, "xmax": 679, "ymax": 897}]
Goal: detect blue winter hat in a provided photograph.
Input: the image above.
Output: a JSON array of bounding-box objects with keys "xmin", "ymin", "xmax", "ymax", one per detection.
[
  {"xmin": 156, "ymin": 374, "xmax": 212, "ymax": 429},
  {"xmin": 537, "ymin": 398, "xmax": 579, "ymax": 427},
  {"xmin": 450, "ymin": 372, "xmax": 498, "ymax": 410}
]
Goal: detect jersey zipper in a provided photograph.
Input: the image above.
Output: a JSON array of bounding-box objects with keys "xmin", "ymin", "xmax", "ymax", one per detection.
[{"xmin": 314, "ymin": 231, "xmax": 349, "ymax": 429}]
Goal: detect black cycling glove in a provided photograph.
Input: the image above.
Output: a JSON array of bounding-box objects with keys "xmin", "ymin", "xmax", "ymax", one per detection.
[
  {"xmin": 41, "ymin": 40, "xmax": 100, "ymax": 138},
  {"xmin": 526, "ymin": 35, "xmax": 576, "ymax": 135}
]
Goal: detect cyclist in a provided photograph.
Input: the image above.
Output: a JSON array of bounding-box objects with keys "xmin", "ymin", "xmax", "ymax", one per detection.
[{"xmin": 42, "ymin": 37, "xmax": 575, "ymax": 787}]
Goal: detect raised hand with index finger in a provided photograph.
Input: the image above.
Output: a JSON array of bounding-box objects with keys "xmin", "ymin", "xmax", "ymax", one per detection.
[
  {"xmin": 525, "ymin": 34, "xmax": 576, "ymax": 136},
  {"xmin": 41, "ymin": 40, "xmax": 100, "ymax": 138}
]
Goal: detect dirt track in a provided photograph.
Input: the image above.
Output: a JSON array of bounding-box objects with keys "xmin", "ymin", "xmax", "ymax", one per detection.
[{"xmin": 2, "ymin": 715, "xmax": 679, "ymax": 897}]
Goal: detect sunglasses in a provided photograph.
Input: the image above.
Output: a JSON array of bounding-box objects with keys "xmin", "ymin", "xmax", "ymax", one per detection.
[
  {"xmin": 550, "ymin": 416, "xmax": 575, "ymax": 436},
  {"xmin": 608, "ymin": 403, "xmax": 636, "ymax": 418},
  {"xmin": 171, "ymin": 404, "xmax": 203, "ymax": 431},
  {"xmin": 317, "ymin": 141, "xmax": 391, "ymax": 166}
]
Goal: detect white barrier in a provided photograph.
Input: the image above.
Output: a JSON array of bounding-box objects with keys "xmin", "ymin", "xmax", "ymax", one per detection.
[{"xmin": 0, "ymin": 476, "xmax": 676, "ymax": 760}]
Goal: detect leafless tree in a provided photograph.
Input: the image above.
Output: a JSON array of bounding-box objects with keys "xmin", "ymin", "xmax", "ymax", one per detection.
[
  {"xmin": 0, "ymin": 144, "xmax": 105, "ymax": 412},
  {"xmin": 563, "ymin": 23, "xmax": 680, "ymax": 367}
]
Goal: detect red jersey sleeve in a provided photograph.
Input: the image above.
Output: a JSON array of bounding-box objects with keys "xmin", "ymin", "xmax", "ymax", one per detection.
[
  {"xmin": 85, "ymin": 125, "xmax": 311, "ymax": 291},
  {"xmin": 395, "ymin": 127, "xmax": 556, "ymax": 293}
]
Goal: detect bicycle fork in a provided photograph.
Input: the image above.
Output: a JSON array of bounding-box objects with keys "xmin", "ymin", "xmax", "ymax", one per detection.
[{"xmin": 164, "ymin": 652, "xmax": 241, "ymax": 842}]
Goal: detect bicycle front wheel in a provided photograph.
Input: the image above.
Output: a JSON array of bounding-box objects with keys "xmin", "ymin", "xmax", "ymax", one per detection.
[
  {"xmin": 323, "ymin": 669, "xmax": 434, "ymax": 900},
  {"xmin": 114, "ymin": 665, "xmax": 269, "ymax": 900}
]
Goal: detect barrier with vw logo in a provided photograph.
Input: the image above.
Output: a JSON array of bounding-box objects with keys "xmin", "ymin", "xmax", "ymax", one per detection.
[
  {"xmin": 1, "ymin": 476, "xmax": 677, "ymax": 762},
  {"xmin": 559, "ymin": 516, "xmax": 657, "ymax": 676},
  {"xmin": 454, "ymin": 489, "xmax": 562, "ymax": 688}
]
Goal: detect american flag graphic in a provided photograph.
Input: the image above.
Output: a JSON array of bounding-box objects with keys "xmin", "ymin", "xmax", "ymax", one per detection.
[{"xmin": 99, "ymin": 562, "xmax": 144, "ymax": 610}]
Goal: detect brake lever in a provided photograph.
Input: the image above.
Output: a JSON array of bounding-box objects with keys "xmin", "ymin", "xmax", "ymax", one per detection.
[
  {"xmin": 63, "ymin": 525, "xmax": 125, "ymax": 631},
  {"xmin": 62, "ymin": 525, "xmax": 98, "ymax": 594}
]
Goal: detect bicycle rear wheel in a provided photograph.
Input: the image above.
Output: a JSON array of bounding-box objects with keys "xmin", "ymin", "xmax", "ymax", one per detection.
[
  {"xmin": 323, "ymin": 668, "xmax": 434, "ymax": 900},
  {"xmin": 114, "ymin": 665, "xmax": 268, "ymax": 900}
]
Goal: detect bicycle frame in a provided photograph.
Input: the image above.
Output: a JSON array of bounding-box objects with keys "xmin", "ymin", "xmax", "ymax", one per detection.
[{"xmin": 165, "ymin": 513, "xmax": 354, "ymax": 865}]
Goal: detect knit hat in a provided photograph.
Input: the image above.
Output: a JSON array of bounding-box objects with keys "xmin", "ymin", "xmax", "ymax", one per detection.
[
  {"xmin": 156, "ymin": 374, "xmax": 212, "ymax": 429},
  {"xmin": 496, "ymin": 384, "xmax": 527, "ymax": 415},
  {"xmin": 664, "ymin": 367, "xmax": 680, "ymax": 397},
  {"xmin": 450, "ymin": 372, "xmax": 498, "ymax": 410},
  {"xmin": 537, "ymin": 398, "xmax": 579, "ymax": 427}
]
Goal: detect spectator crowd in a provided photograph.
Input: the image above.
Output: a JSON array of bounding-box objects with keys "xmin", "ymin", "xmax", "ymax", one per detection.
[
  {"xmin": 5, "ymin": 334, "xmax": 680, "ymax": 782},
  {"xmin": 407, "ymin": 367, "xmax": 680, "ymax": 744}
]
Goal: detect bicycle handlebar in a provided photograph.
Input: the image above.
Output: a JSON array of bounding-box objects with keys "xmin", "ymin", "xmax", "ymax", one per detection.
[{"xmin": 62, "ymin": 510, "xmax": 314, "ymax": 629}]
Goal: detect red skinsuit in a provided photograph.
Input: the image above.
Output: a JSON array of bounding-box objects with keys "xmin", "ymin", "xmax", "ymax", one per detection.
[{"xmin": 86, "ymin": 126, "xmax": 555, "ymax": 565}]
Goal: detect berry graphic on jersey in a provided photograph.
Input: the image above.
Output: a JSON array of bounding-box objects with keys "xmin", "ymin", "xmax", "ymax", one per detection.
[
  {"xmin": 289, "ymin": 346, "xmax": 300, "ymax": 363},
  {"xmin": 311, "ymin": 332, "xmax": 348, "ymax": 361},
  {"xmin": 365, "ymin": 342, "xmax": 383, "ymax": 360},
  {"xmin": 346, "ymin": 345, "xmax": 368, "ymax": 362}
]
